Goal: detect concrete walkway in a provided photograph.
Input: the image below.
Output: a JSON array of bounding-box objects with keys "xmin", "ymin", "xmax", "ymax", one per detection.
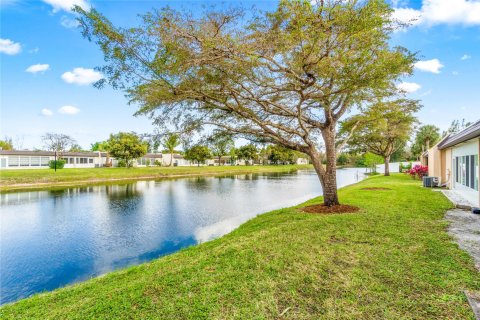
[
  {"xmin": 441, "ymin": 190, "xmax": 478, "ymax": 210},
  {"xmin": 445, "ymin": 209, "xmax": 480, "ymax": 319}
]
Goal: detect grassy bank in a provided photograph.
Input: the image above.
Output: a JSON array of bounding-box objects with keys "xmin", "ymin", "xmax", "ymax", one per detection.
[
  {"xmin": 1, "ymin": 174, "xmax": 479, "ymax": 319},
  {"xmin": 0, "ymin": 165, "xmax": 311, "ymax": 192}
]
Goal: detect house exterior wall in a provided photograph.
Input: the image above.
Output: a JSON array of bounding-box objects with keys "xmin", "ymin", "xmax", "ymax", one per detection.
[
  {"xmin": 450, "ymin": 138, "xmax": 479, "ymax": 206},
  {"xmin": 427, "ymin": 147, "xmax": 442, "ymax": 178}
]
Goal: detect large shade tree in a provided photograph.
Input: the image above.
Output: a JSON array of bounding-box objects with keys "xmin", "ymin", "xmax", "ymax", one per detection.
[
  {"xmin": 341, "ymin": 99, "xmax": 419, "ymax": 176},
  {"xmin": 75, "ymin": 0, "xmax": 416, "ymax": 206}
]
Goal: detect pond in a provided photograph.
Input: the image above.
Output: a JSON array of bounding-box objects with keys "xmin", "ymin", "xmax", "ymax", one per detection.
[{"xmin": 0, "ymin": 168, "xmax": 365, "ymax": 304}]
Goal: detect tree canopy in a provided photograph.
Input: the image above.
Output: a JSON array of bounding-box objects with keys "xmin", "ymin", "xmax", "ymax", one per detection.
[
  {"xmin": 341, "ymin": 98, "xmax": 419, "ymax": 175},
  {"xmin": 0, "ymin": 138, "xmax": 13, "ymax": 151},
  {"xmin": 237, "ymin": 144, "xmax": 259, "ymax": 165},
  {"xmin": 75, "ymin": 0, "xmax": 416, "ymax": 205},
  {"xmin": 107, "ymin": 132, "xmax": 148, "ymax": 168},
  {"xmin": 42, "ymin": 133, "xmax": 76, "ymax": 156},
  {"xmin": 184, "ymin": 145, "xmax": 211, "ymax": 166},
  {"xmin": 91, "ymin": 141, "xmax": 110, "ymax": 152}
]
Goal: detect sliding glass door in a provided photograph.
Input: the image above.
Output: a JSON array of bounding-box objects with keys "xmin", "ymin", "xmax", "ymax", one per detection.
[{"xmin": 454, "ymin": 154, "xmax": 479, "ymax": 191}]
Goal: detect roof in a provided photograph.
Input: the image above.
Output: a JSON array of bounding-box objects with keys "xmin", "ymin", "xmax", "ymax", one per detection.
[
  {"xmin": 143, "ymin": 153, "xmax": 163, "ymax": 158},
  {"xmin": 437, "ymin": 119, "xmax": 480, "ymax": 150},
  {"xmin": 0, "ymin": 150, "xmax": 108, "ymax": 157}
]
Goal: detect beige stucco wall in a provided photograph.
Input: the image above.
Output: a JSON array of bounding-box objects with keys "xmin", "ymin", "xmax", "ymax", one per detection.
[
  {"xmin": 427, "ymin": 146, "xmax": 442, "ymax": 178},
  {"xmin": 444, "ymin": 148, "xmax": 452, "ymax": 188},
  {"xmin": 427, "ymin": 144, "xmax": 453, "ymax": 187}
]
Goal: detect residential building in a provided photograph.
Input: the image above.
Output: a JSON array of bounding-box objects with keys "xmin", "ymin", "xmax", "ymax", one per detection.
[
  {"xmin": 0, "ymin": 150, "xmax": 108, "ymax": 169},
  {"xmin": 426, "ymin": 120, "xmax": 479, "ymax": 207}
]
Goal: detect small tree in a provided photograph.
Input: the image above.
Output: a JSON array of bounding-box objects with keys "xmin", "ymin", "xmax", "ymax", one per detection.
[
  {"xmin": 184, "ymin": 145, "xmax": 211, "ymax": 167},
  {"xmin": 209, "ymin": 134, "xmax": 235, "ymax": 166},
  {"xmin": 42, "ymin": 133, "xmax": 76, "ymax": 157},
  {"xmin": 91, "ymin": 140, "xmax": 111, "ymax": 166},
  {"xmin": 237, "ymin": 144, "xmax": 258, "ymax": 165},
  {"xmin": 267, "ymin": 145, "xmax": 296, "ymax": 165},
  {"xmin": 228, "ymin": 147, "xmax": 238, "ymax": 166},
  {"xmin": 163, "ymin": 134, "xmax": 180, "ymax": 167},
  {"xmin": 107, "ymin": 132, "xmax": 148, "ymax": 168},
  {"xmin": 341, "ymin": 99, "xmax": 419, "ymax": 176}
]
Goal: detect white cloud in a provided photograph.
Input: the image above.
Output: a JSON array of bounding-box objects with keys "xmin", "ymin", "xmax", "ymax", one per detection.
[
  {"xmin": 460, "ymin": 54, "xmax": 471, "ymax": 60},
  {"xmin": 58, "ymin": 105, "xmax": 80, "ymax": 115},
  {"xmin": 61, "ymin": 67, "xmax": 102, "ymax": 85},
  {"xmin": 0, "ymin": 38, "xmax": 21, "ymax": 55},
  {"xmin": 393, "ymin": 0, "xmax": 480, "ymax": 27},
  {"xmin": 414, "ymin": 59, "xmax": 444, "ymax": 73},
  {"xmin": 397, "ymin": 82, "xmax": 421, "ymax": 93},
  {"xmin": 26, "ymin": 64, "xmax": 50, "ymax": 73},
  {"xmin": 42, "ymin": 0, "xmax": 89, "ymax": 12},
  {"xmin": 392, "ymin": 8, "xmax": 423, "ymax": 26},
  {"xmin": 29, "ymin": 47, "xmax": 39, "ymax": 54},
  {"xmin": 41, "ymin": 108, "xmax": 53, "ymax": 116},
  {"xmin": 60, "ymin": 16, "xmax": 79, "ymax": 28}
]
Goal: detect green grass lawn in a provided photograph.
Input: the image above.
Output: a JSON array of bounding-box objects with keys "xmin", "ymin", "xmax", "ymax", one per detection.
[
  {"xmin": 1, "ymin": 174, "xmax": 479, "ymax": 319},
  {"xmin": 0, "ymin": 165, "xmax": 311, "ymax": 192}
]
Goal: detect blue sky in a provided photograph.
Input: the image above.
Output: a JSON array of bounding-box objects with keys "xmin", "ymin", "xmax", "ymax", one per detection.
[{"xmin": 0, "ymin": 0, "xmax": 479, "ymax": 150}]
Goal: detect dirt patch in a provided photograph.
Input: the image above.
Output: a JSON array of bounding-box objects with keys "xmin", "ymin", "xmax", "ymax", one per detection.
[
  {"xmin": 300, "ymin": 204, "xmax": 360, "ymax": 214},
  {"xmin": 361, "ymin": 187, "xmax": 391, "ymax": 190}
]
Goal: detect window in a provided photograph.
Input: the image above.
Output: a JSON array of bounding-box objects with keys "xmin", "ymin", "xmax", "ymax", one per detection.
[
  {"xmin": 41, "ymin": 157, "xmax": 50, "ymax": 166},
  {"xmin": 20, "ymin": 157, "xmax": 30, "ymax": 167},
  {"xmin": 30, "ymin": 156, "xmax": 41, "ymax": 166},
  {"xmin": 8, "ymin": 156, "xmax": 19, "ymax": 167},
  {"xmin": 89, "ymin": 158, "xmax": 93, "ymax": 164},
  {"xmin": 455, "ymin": 155, "xmax": 479, "ymax": 191}
]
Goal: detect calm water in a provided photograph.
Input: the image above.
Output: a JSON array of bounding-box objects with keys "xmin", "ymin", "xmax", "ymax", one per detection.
[{"xmin": 0, "ymin": 168, "xmax": 364, "ymax": 304}]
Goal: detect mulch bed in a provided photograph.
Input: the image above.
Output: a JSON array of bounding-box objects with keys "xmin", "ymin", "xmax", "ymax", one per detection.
[
  {"xmin": 361, "ymin": 187, "xmax": 391, "ymax": 190},
  {"xmin": 300, "ymin": 204, "xmax": 360, "ymax": 214}
]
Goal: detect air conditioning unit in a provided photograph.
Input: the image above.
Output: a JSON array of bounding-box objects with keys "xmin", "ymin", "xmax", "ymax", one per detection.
[{"xmin": 423, "ymin": 176, "xmax": 439, "ymax": 187}]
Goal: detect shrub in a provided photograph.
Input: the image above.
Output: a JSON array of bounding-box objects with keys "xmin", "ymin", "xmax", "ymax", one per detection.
[
  {"xmin": 49, "ymin": 159, "xmax": 66, "ymax": 169},
  {"xmin": 399, "ymin": 162, "xmax": 412, "ymax": 173},
  {"xmin": 406, "ymin": 164, "xmax": 428, "ymax": 179},
  {"xmin": 337, "ymin": 153, "xmax": 349, "ymax": 166},
  {"xmin": 154, "ymin": 160, "xmax": 162, "ymax": 166},
  {"xmin": 117, "ymin": 159, "xmax": 127, "ymax": 167}
]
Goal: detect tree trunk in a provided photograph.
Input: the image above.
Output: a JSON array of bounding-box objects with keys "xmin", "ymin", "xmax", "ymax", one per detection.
[
  {"xmin": 169, "ymin": 151, "xmax": 173, "ymax": 167},
  {"xmin": 309, "ymin": 126, "xmax": 340, "ymax": 207},
  {"xmin": 384, "ymin": 155, "xmax": 390, "ymax": 176}
]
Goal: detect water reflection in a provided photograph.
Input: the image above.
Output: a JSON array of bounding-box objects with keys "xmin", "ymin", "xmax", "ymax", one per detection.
[{"xmin": 0, "ymin": 168, "xmax": 364, "ymax": 304}]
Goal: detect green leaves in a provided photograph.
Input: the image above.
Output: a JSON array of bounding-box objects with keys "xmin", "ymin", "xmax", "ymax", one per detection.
[{"xmin": 107, "ymin": 132, "xmax": 148, "ymax": 167}]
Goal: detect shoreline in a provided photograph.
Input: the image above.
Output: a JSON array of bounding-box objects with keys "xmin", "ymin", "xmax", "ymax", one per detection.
[{"xmin": 0, "ymin": 165, "xmax": 312, "ymax": 193}]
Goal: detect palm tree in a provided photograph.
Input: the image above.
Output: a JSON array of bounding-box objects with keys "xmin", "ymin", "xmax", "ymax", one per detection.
[
  {"xmin": 163, "ymin": 134, "xmax": 180, "ymax": 166},
  {"xmin": 412, "ymin": 125, "xmax": 440, "ymax": 159}
]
